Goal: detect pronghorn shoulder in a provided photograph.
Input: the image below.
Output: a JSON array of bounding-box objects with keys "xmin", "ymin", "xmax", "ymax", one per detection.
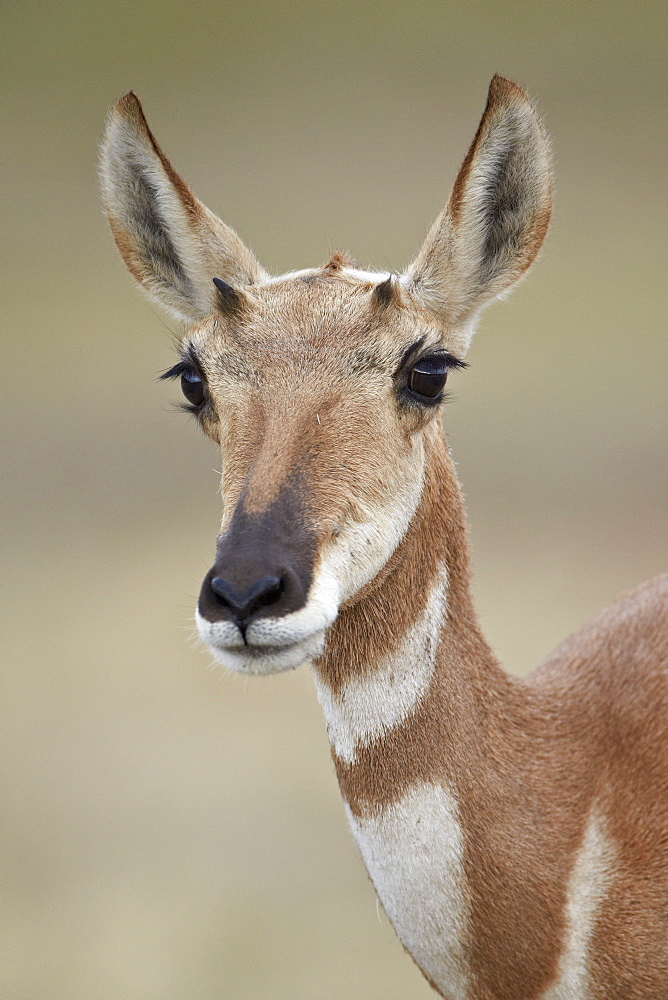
[{"xmin": 531, "ymin": 573, "xmax": 668, "ymax": 692}]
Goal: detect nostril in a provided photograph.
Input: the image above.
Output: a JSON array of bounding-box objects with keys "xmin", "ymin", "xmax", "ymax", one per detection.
[
  {"xmin": 199, "ymin": 560, "xmax": 309, "ymax": 628},
  {"xmin": 210, "ymin": 576, "xmax": 236, "ymax": 606},
  {"xmin": 210, "ymin": 574, "xmax": 285, "ymax": 622}
]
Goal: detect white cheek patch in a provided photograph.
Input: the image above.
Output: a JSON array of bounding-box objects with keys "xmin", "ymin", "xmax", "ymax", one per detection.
[
  {"xmin": 346, "ymin": 783, "xmax": 471, "ymax": 1000},
  {"xmin": 540, "ymin": 808, "xmax": 615, "ymax": 1000},
  {"xmin": 321, "ymin": 456, "xmax": 425, "ymax": 606},
  {"xmin": 313, "ymin": 568, "xmax": 447, "ymax": 763},
  {"xmin": 245, "ymin": 569, "xmax": 340, "ymax": 647}
]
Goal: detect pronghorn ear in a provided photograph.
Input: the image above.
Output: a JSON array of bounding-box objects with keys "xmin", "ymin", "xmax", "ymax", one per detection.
[
  {"xmin": 99, "ymin": 92, "xmax": 266, "ymax": 322},
  {"xmin": 404, "ymin": 76, "xmax": 552, "ymax": 352}
]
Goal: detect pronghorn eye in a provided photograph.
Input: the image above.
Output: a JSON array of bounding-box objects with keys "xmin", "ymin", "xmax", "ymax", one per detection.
[
  {"xmin": 408, "ymin": 358, "xmax": 449, "ymax": 401},
  {"xmin": 181, "ymin": 370, "xmax": 205, "ymax": 407}
]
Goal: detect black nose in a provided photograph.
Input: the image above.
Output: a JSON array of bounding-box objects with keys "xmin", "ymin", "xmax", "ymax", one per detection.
[
  {"xmin": 198, "ymin": 561, "xmax": 309, "ymax": 630},
  {"xmin": 210, "ymin": 574, "xmax": 284, "ymax": 623},
  {"xmin": 197, "ymin": 485, "xmax": 316, "ymax": 631}
]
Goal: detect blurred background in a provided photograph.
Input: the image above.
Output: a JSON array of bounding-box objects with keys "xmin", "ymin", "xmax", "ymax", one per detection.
[{"xmin": 2, "ymin": 1, "xmax": 665, "ymax": 997}]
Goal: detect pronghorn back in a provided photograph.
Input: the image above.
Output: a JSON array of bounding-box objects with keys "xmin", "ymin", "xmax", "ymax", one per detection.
[{"xmin": 100, "ymin": 76, "xmax": 668, "ymax": 999}]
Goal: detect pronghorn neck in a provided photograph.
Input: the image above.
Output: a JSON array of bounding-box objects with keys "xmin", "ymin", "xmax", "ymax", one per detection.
[
  {"xmin": 312, "ymin": 429, "xmax": 505, "ymax": 790},
  {"xmin": 311, "ymin": 434, "xmax": 606, "ymax": 999}
]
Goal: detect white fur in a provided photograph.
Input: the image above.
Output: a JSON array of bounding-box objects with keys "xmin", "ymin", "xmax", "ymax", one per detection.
[
  {"xmin": 346, "ymin": 783, "xmax": 471, "ymax": 1000},
  {"xmin": 339, "ymin": 266, "xmax": 390, "ymax": 284},
  {"xmin": 541, "ymin": 808, "xmax": 615, "ymax": 1000},
  {"xmin": 100, "ymin": 100, "xmax": 267, "ymax": 322},
  {"xmin": 313, "ymin": 569, "xmax": 447, "ymax": 762},
  {"xmin": 262, "ymin": 266, "xmax": 389, "ymax": 287},
  {"xmin": 261, "ymin": 268, "xmax": 320, "ymax": 285}
]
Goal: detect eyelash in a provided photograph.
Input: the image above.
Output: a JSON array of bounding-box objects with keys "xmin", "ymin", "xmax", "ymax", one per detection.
[
  {"xmin": 160, "ymin": 360, "xmax": 193, "ymax": 381},
  {"xmin": 160, "ymin": 359, "xmax": 208, "ymax": 415},
  {"xmin": 400, "ymin": 351, "xmax": 468, "ymax": 407},
  {"xmin": 159, "ymin": 349, "xmax": 467, "ymax": 415},
  {"xmin": 412, "ymin": 351, "xmax": 468, "ymax": 373}
]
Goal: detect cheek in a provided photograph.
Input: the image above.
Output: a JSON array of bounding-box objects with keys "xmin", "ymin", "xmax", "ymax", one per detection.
[
  {"xmin": 313, "ymin": 436, "xmax": 426, "ymax": 604},
  {"xmin": 311, "ymin": 399, "xmax": 424, "ymax": 509}
]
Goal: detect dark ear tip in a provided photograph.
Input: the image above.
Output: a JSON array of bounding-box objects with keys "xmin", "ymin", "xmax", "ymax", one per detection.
[
  {"xmin": 115, "ymin": 91, "xmax": 144, "ymax": 118},
  {"xmin": 487, "ymin": 75, "xmax": 527, "ymax": 106}
]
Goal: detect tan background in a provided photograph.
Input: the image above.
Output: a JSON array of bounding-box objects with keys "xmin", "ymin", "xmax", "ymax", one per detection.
[{"xmin": 3, "ymin": 2, "xmax": 665, "ymax": 998}]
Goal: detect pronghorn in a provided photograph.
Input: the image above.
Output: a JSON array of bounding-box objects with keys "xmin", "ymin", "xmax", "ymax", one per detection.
[{"xmin": 100, "ymin": 77, "xmax": 668, "ymax": 999}]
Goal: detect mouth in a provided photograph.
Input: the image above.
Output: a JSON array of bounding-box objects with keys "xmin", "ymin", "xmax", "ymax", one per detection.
[
  {"xmin": 195, "ymin": 565, "xmax": 341, "ymax": 675},
  {"xmin": 195, "ymin": 610, "xmax": 328, "ymax": 675}
]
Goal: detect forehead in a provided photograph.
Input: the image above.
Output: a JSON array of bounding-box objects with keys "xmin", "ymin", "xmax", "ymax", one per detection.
[{"xmin": 188, "ymin": 267, "xmax": 442, "ymax": 378}]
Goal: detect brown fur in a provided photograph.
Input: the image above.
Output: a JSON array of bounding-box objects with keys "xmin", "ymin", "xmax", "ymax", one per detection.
[{"xmin": 326, "ymin": 431, "xmax": 668, "ymax": 997}]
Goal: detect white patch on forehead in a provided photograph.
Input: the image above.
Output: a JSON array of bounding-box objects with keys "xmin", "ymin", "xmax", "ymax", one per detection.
[
  {"xmin": 313, "ymin": 568, "xmax": 447, "ymax": 763},
  {"xmin": 540, "ymin": 807, "xmax": 616, "ymax": 1000},
  {"xmin": 261, "ymin": 268, "xmax": 317, "ymax": 285},
  {"xmin": 261, "ymin": 266, "xmax": 391, "ymax": 287},
  {"xmin": 340, "ymin": 266, "xmax": 391, "ymax": 283},
  {"xmin": 346, "ymin": 783, "xmax": 471, "ymax": 1000}
]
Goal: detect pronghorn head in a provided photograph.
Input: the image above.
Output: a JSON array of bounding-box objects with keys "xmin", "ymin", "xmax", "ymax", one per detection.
[{"xmin": 100, "ymin": 76, "xmax": 551, "ymax": 675}]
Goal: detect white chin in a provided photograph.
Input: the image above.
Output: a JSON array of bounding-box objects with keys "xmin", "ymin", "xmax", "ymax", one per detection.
[
  {"xmin": 203, "ymin": 630, "xmax": 327, "ymax": 675},
  {"xmin": 195, "ymin": 569, "xmax": 340, "ymax": 675}
]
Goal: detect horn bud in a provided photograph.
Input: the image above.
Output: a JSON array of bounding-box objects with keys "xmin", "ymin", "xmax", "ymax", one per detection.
[
  {"xmin": 372, "ymin": 274, "xmax": 401, "ymax": 309},
  {"xmin": 213, "ymin": 277, "xmax": 244, "ymax": 315}
]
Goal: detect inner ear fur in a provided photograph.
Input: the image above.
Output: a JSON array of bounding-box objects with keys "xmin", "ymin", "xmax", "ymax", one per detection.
[
  {"xmin": 404, "ymin": 75, "xmax": 552, "ymax": 343},
  {"xmin": 99, "ymin": 92, "xmax": 266, "ymax": 322}
]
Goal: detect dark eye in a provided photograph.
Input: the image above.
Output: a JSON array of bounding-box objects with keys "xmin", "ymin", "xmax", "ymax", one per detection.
[
  {"xmin": 407, "ymin": 358, "xmax": 449, "ymax": 401},
  {"xmin": 181, "ymin": 369, "xmax": 205, "ymax": 407}
]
